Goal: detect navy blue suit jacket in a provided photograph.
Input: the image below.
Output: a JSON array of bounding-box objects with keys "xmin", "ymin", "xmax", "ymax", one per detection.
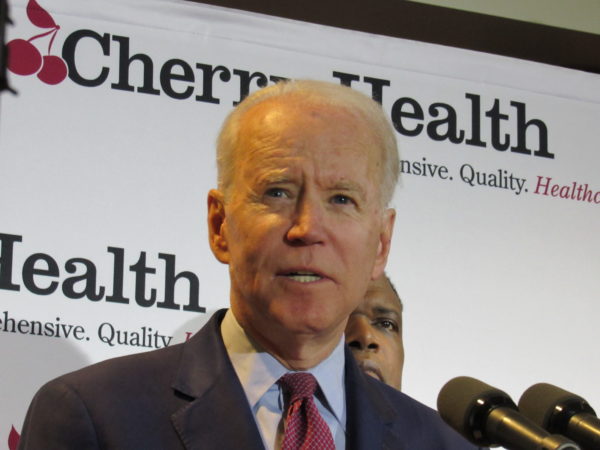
[{"xmin": 19, "ymin": 309, "xmax": 477, "ymax": 449}]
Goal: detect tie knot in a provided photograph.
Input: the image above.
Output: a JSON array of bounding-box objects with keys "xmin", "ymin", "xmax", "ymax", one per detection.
[{"xmin": 280, "ymin": 372, "xmax": 318, "ymax": 402}]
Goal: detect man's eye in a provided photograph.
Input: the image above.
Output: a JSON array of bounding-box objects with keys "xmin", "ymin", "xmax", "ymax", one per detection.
[
  {"xmin": 331, "ymin": 194, "xmax": 354, "ymax": 205},
  {"xmin": 265, "ymin": 188, "xmax": 288, "ymax": 198},
  {"xmin": 376, "ymin": 319, "xmax": 398, "ymax": 331}
]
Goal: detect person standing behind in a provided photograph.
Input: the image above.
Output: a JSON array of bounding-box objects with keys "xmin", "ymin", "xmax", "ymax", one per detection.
[{"xmin": 346, "ymin": 273, "xmax": 404, "ymax": 390}]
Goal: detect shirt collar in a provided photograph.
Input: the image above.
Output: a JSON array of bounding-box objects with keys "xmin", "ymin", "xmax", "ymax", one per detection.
[{"xmin": 221, "ymin": 309, "xmax": 346, "ymax": 422}]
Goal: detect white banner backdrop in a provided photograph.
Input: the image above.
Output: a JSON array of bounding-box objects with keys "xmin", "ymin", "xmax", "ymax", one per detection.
[{"xmin": 1, "ymin": 0, "xmax": 599, "ymax": 446}]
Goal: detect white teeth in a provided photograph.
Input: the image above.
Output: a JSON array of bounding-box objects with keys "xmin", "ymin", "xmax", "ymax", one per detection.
[{"xmin": 287, "ymin": 273, "xmax": 322, "ymax": 283}]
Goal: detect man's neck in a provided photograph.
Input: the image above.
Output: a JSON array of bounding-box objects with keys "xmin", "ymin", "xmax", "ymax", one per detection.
[{"xmin": 231, "ymin": 309, "xmax": 346, "ymax": 371}]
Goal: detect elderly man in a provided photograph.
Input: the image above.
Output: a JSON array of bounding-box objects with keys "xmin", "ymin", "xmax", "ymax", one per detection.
[
  {"xmin": 19, "ymin": 80, "xmax": 476, "ymax": 449},
  {"xmin": 346, "ymin": 274, "xmax": 404, "ymax": 390}
]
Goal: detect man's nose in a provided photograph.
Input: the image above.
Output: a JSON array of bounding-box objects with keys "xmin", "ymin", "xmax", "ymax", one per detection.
[
  {"xmin": 347, "ymin": 317, "xmax": 379, "ymax": 351},
  {"xmin": 286, "ymin": 194, "xmax": 326, "ymax": 245}
]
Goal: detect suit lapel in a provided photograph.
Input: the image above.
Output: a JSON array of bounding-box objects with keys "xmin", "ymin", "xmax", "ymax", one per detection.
[
  {"xmin": 170, "ymin": 310, "xmax": 265, "ymax": 450},
  {"xmin": 344, "ymin": 347, "xmax": 403, "ymax": 450},
  {"xmin": 169, "ymin": 312, "xmax": 404, "ymax": 450}
]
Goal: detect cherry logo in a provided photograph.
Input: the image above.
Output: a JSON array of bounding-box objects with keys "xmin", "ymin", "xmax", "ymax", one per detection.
[
  {"xmin": 8, "ymin": 425, "xmax": 21, "ymax": 450},
  {"xmin": 7, "ymin": 0, "xmax": 68, "ymax": 85}
]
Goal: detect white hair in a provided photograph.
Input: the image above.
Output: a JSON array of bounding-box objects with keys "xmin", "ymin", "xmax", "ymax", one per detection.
[{"xmin": 216, "ymin": 79, "xmax": 399, "ymax": 206}]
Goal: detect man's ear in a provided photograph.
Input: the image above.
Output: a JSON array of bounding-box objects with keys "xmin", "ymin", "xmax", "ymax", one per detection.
[
  {"xmin": 371, "ymin": 208, "xmax": 396, "ymax": 280},
  {"xmin": 207, "ymin": 189, "xmax": 230, "ymax": 264}
]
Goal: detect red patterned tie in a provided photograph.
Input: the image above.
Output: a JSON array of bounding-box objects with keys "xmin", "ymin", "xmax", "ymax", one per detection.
[{"xmin": 279, "ymin": 372, "xmax": 336, "ymax": 450}]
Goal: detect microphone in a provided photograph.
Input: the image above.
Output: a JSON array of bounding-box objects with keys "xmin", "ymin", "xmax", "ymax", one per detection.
[
  {"xmin": 519, "ymin": 383, "xmax": 600, "ymax": 450},
  {"xmin": 437, "ymin": 376, "xmax": 580, "ymax": 450}
]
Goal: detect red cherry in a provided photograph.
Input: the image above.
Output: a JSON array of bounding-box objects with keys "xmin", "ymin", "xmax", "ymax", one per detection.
[
  {"xmin": 7, "ymin": 39, "xmax": 42, "ymax": 75},
  {"xmin": 37, "ymin": 55, "xmax": 67, "ymax": 85}
]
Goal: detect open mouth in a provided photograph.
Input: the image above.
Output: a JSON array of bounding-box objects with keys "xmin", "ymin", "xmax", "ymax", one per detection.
[{"xmin": 285, "ymin": 271, "xmax": 323, "ymax": 283}]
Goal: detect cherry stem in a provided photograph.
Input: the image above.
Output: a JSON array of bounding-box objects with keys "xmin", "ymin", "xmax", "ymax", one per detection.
[
  {"xmin": 28, "ymin": 27, "xmax": 57, "ymax": 43},
  {"xmin": 47, "ymin": 28, "xmax": 59, "ymax": 54}
]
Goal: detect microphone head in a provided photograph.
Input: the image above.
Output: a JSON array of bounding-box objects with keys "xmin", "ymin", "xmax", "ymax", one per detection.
[
  {"xmin": 518, "ymin": 383, "xmax": 596, "ymax": 434},
  {"xmin": 437, "ymin": 376, "xmax": 518, "ymax": 446}
]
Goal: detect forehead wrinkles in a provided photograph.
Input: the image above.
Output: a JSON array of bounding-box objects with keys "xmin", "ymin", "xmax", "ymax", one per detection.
[
  {"xmin": 232, "ymin": 97, "xmax": 384, "ymax": 198},
  {"xmin": 233, "ymin": 103, "xmax": 294, "ymax": 176}
]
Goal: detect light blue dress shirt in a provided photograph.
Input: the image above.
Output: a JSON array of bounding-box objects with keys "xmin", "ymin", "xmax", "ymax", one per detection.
[{"xmin": 221, "ymin": 309, "xmax": 346, "ymax": 450}]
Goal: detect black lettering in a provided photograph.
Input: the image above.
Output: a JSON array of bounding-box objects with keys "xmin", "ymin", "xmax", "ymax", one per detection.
[
  {"xmin": 399, "ymin": 160, "xmax": 412, "ymax": 175},
  {"xmin": 29, "ymin": 320, "xmax": 42, "ymax": 335},
  {"xmin": 111, "ymin": 35, "xmax": 160, "ymax": 95},
  {"xmin": 158, "ymin": 253, "xmax": 205, "ymax": 312},
  {"xmin": 106, "ymin": 247, "xmax": 129, "ymax": 304},
  {"xmin": 2, "ymin": 311, "xmax": 16, "ymax": 332},
  {"xmin": 427, "ymin": 102, "xmax": 464, "ymax": 143},
  {"xmin": 391, "ymin": 97, "xmax": 423, "ymax": 137},
  {"xmin": 332, "ymin": 71, "xmax": 360, "ymax": 87},
  {"xmin": 44, "ymin": 321, "xmax": 55, "ymax": 337},
  {"xmin": 465, "ymin": 93, "xmax": 486, "ymax": 147},
  {"xmin": 62, "ymin": 29, "xmax": 110, "ymax": 87},
  {"xmin": 363, "ymin": 76, "xmax": 390, "ymax": 104},
  {"xmin": 232, "ymin": 69, "xmax": 268, "ymax": 105},
  {"xmin": 411, "ymin": 159, "xmax": 423, "ymax": 176},
  {"xmin": 0, "ymin": 232, "xmax": 21, "ymax": 291},
  {"xmin": 129, "ymin": 252, "xmax": 157, "ymax": 307},
  {"xmin": 510, "ymin": 101, "xmax": 553, "ymax": 159},
  {"xmin": 18, "ymin": 319, "xmax": 30, "ymax": 334},
  {"xmin": 485, "ymin": 99, "xmax": 510, "ymax": 151},
  {"xmin": 73, "ymin": 326, "xmax": 86, "ymax": 340},
  {"xmin": 160, "ymin": 59, "xmax": 194, "ymax": 100},
  {"xmin": 98, "ymin": 322, "xmax": 115, "ymax": 346},
  {"xmin": 22, "ymin": 253, "xmax": 59, "ymax": 295},
  {"xmin": 195, "ymin": 63, "xmax": 231, "ymax": 104},
  {"xmin": 62, "ymin": 258, "xmax": 105, "ymax": 301}
]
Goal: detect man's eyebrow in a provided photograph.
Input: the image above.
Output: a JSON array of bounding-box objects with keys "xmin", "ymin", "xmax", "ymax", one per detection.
[
  {"xmin": 372, "ymin": 306, "xmax": 401, "ymax": 319},
  {"xmin": 254, "ymin": 169, "xmax": 292, "ymax": 186},
  {"xmin": 329, "ymin": 181, "xmax": 366, "ymax": 200}
]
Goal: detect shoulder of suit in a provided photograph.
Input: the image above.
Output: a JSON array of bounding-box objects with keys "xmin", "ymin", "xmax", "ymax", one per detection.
[
  {"xmin": 361, "ymin": 376, "xmax": 481, "ymax": 449},
  {"xmin": 45, "ymin": 341, "xmax": 186, "ymax": 393}
]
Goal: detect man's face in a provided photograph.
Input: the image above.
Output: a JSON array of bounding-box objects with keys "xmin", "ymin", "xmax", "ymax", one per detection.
[
  {"xmin": 208, "ymin": 96, "xmax": 395, "ymax": 359},
  {"xmin": 346, "ymin": 276, "xmax": 404, "ymax": 390}
]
